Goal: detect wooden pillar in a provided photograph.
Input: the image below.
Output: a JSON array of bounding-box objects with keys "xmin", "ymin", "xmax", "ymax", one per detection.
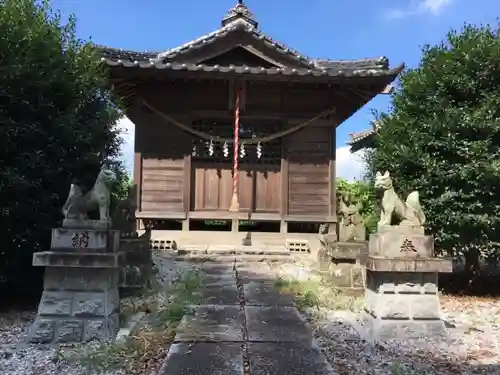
[
  {"xmin": 280, "ymin": 135, "xmax": 289, "ymax": 233},
  {"xmin": 183, "ymin": 154, "xmax": 192, "ymax": 231},
  {"xmin": 328, "ymin": 125, "xmax": 336, "ymax": 221},
  {"xmin": 231, "ymin": 219, "xmax": 239, "ymax": 232},
  {"xmin": 133, "ymin": 152, "xmax": 142, "ymax": 212}
]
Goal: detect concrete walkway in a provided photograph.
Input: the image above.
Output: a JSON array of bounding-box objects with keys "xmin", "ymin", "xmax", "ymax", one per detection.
[{"xmin": 160, "ymin": 261, "xmax": 336, "ymax": 375}]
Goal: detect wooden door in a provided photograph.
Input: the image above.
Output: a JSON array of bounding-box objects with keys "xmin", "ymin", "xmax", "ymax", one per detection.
[
  {"xmin": 189, "ymin": 117, "xmax": 283, "ymax": 213},
  {"xmin": 192, "ymin": 163, "xmax": 232, "ymax": 210},
  {"xmin": 191, "ymin": 163, "xmax": 280, "ymax": 213},
  {"xmin": 254, "ymin": 165, "xmax": 280, "ymax": 213}
]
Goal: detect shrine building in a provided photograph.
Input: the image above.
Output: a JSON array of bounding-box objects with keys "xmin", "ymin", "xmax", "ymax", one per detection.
[{"xmin": 98, "ymin": 1, "xmax": 403, "ymax": 243}]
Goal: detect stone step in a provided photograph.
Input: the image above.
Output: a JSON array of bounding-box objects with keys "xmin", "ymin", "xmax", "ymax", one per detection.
[
  {"xmin": 172, "ymin": 253, "xmax": 293, "ymax": 263},
  {"xmin": 146, "ymin": 230, "xmax": 321, "ymax": 252},
  {"xmin": 178, "ymin": 245, "xmax": 290, "ymax": 256}
]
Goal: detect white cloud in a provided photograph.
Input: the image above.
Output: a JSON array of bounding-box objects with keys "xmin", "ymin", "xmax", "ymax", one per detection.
[
  {"xmin": 419, "ymin": 0, "xmax": 453, "ymax": 15},
  {"xmin": 385, "ymin": 8, "xmax": 416, "ymax": 19},
  {"xmin": 386, "ymin": 0, "xmax": 453, "ymax": 19},
  {"xmin": 116, "ymin": 116, "xmax": 135, "ymax": 174},
  {"xmin": 336, "ymin": 146, "xmax": 366, "ymax": 181}
]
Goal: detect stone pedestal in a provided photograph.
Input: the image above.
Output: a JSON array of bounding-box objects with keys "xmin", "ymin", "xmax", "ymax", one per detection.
[
  {"xmin": 27, "ymin": 226, "xmax": 124, "ymax": 343},
  {"xmin": 327, "ymin": 241, "xmax": 368, "ymax": 290},
  {"xmin": 362, "ymin": 228, "xmax": 452, "ymax": 340},
  {"xmin": 118, "ymin": 234, "xmax": 152, "ymax": 295}
]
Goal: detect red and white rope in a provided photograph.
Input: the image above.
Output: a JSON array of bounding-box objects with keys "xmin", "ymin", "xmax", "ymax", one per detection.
[{"xmin": 232, "ymin": 87, "xmax": 240, "ymax": 201}]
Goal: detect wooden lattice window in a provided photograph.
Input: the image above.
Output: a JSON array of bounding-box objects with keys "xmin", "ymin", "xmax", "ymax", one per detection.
[{"xmin": 191, "ymin": 118, "xmax": 283, "ymax": 165}]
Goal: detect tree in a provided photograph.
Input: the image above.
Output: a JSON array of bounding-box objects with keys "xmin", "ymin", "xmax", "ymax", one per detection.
[
  {"xmin": 0, "ymin": 0, "xmax": 125, "ymax": 297},
  {"xmin": 365, "ymin": 22, "xmax": 500, "ymax": 279}
]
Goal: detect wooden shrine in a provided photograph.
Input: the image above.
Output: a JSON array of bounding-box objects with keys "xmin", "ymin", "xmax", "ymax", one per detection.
[{"xmin": 98, "ymin": 1, "xmax": 403, "ymax": 234}]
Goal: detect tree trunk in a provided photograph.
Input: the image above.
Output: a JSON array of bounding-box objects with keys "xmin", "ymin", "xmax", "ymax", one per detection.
[{"xmin": 464, "ymin": 247, "xmax": 480, "ymax": 286}]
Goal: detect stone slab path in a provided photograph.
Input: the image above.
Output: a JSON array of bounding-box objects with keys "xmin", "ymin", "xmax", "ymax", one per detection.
[{"xmin": 160, "ymin": 261, "xmax": 337, "ymax": 375}]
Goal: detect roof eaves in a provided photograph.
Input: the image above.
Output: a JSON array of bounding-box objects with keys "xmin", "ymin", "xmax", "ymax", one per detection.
[
  {"xmin": 100, "ymin": 59, "xmax": 404, "ymax": 79},
  {"xmin": 346, "ymin": 120, "xmax": 383, "ymax": 145}
]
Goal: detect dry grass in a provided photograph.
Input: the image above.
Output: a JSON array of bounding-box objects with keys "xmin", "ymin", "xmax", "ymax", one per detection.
[
  {"xmin": 56, "ymin": 270, "xmax": 203, "ymax": 375},
  {"xmin": 274, "ymin": 276, "xmax": 364, "ymax": 313}
]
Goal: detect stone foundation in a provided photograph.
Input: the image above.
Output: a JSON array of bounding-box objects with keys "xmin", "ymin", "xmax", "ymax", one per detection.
[
  {"xmin": 28, "ymin": 267, "xmax": 120, "ymax": 343},
  {"xmin": 51, "ymin": 228, "xmax": 120, "ymax": 252},
  {"xmin": 27, "ymin": 227, "xmax": 123, "ymax": 344},
  {"xmin": 119, "ymin": 234, "xmax": 152, "ymax": 294},
  {"xmin": 362, "ymin": 234, "xmax": 453, "ymax": 340},
  {"xmin": 317, "ymin": 241, "xmax": 368, "ymax": 290},
  {"xmin": 327, "ymin": 261, "xmax": 365, "ymax": 289}
]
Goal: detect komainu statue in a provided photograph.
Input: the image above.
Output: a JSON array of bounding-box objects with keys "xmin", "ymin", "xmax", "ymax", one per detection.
[
  {"xmin": 62, "ymin": 167, "xmax": 117, "ymax": 223},
  {"xmin": 112, "ymin": 184, "xmax": 138, "ymax": 236},
  {"xmin": 338, "ymin": 191, "xmax": 365, "ymax": 242},
  {"xmin": 374, "ymin": 171, "xmax": 425, "ymax": 229}
]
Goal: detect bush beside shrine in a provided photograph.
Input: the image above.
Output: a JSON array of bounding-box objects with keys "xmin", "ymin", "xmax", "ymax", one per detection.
[{"xmin": 0, "ymin": 0, "xmax": 126, "ymax": 301}]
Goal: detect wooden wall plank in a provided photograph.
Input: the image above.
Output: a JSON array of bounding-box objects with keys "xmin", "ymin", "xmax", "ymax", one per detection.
[
  {"xmin": 287, "ymin": 125, "xmax": 330, "ymax": 217},
  {"xmin": 134, "ymin": 109, "xmax": 191, "ymax": 215}
]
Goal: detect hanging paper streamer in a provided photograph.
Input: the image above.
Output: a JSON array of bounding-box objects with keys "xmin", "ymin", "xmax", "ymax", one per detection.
[
  {"xmin": 256, "ymin": 142, "xmax": 262, "ymax": 159},
  {"xmin": 240, "ymin": 143, "xmax": 246, "ymax": 158},
  {"xmin": 208, "ymin": 139, "xmax": 214, "ymax": 156},
  {"xmin": 223, "ymin": 142, "xmax": 229, "ymax": 158}
]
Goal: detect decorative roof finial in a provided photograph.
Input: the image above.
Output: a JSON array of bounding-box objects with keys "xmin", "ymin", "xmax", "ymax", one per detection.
[{"xmin": 221, "ymin": 1, "xmax": 258, "ymax": 28}]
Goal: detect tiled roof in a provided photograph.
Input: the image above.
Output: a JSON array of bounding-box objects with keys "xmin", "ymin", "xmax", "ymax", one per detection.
[
  {"xmin": 97, "ymin": 2, "xmax": 403, "ymax": 79},
  {"xmin": 347, "ymin": 121, "xmax": 383, "ymax": 145},
  {"xmin": 153, "ymin": 1, "xmax": 313, "ymax": 68},
  {"xmin": 100, "ymin": 58, "xmax": 404, "ymax": 79}
]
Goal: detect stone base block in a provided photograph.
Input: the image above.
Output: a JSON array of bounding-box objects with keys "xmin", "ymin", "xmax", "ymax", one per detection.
[
  {"xmin": 316, "ymin": 248, "xmax": 365, "ymax": 289},
  {"xmin": 33, "ymin": 251, "xmax": 124, "ymax": 268},
  {"xmin": 51, "ymin": 228, "xmax": 120, "ymax": 252},
  {"xmin": 36, "ymin": 287, "xmax": 119, "ymax": 317},
  {"xmin": 62, "ymin": 219, "xmax": 111, "ymax": 230},
  {"xmin": 366, "ymin": 257, "xmax": 453, "ymax": 273},
  {"xmin": 329, "ymin": 241, "xmax": 368, "ymax": 262},
  {"xmin": 316, "ymin": 248, "xmax": 331, "ymax": 273},
  {"xmin": 361, "ymin": 311, "xmax": 447, "ymax": 341},
  {"xmin": 364, "ymin": 289, "xmax": 441, "ymax": 319},
  {"xmin": 28, "ymin": 314, "xmax": 119, "ymax": 343},
  {"xmin": 369, "ymin": 231, "xmax": 433, "ymax": 258},
  {"xmin": 119, "ymin": 265, "xmax": 149, "ymax": 289},
  {"xmin": 43, "ymin": 267, "xmax": 118, "ymax": 291},
  {"xmin": 118, "ymin": 237, "xmax": 151, "ymax": 292},
  {"xmin": 363, "ymin": 268, "xmax": 449, "ymax": 340},
  {"xmin": 27, "ymin": 266, "xmax": 120, "ymax": 344},
  {"xmin": 328, "ymin": 262, "xmax": 365, "ymax": 289}
]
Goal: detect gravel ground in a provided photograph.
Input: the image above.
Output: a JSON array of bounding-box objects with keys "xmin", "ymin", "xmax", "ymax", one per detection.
[
  {"xmin": 0, "ymin": 251, "xmax": 190, "ymax": 375},
  {"xmin": 274, "ymin": 261, "xmax": 500, "ymax": 375},
  {"xmin": 2, "ymin": 258, "xmax": 500, "ymax": 375}
]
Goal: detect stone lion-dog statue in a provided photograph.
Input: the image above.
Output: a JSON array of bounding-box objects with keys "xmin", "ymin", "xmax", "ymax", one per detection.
[
  {"xmin": 62, "ymin": 167, "xmax": 117, "ymax": 222},
  {"xmin": 374, "ymin": 171, "xmax": 425, "ymax": 228}
]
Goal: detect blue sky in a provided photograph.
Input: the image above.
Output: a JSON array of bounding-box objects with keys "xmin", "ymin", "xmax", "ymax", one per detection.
[{"xmin": 52, "ymin": 0, "xmax": 500, "ymax": 179}]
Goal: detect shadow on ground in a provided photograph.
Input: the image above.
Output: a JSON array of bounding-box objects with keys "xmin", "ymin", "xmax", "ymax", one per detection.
[{"xmin": 439, "ymin": 270, "xmax": 500, "ymax": 297}]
